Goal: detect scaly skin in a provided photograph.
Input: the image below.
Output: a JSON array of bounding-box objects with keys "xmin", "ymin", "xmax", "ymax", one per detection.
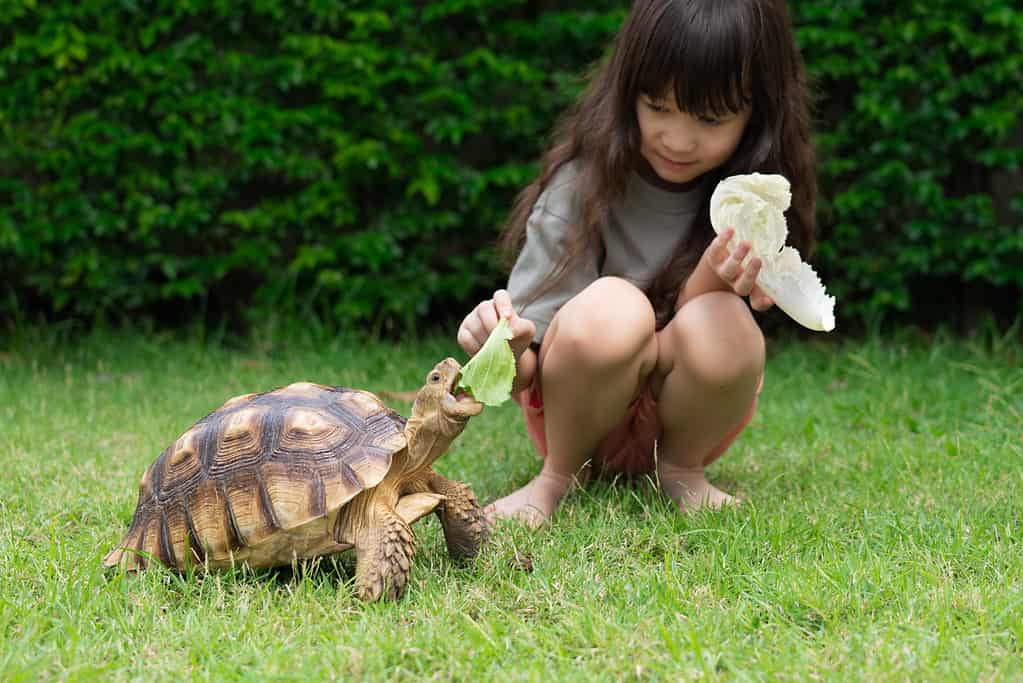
[
  {"xmin": 428, "ymin": 471, "xmax": 487, "ymax": 562},
  {"xmin": 353, "ymin": 503, "xmax": 415, "ymax": 601}
]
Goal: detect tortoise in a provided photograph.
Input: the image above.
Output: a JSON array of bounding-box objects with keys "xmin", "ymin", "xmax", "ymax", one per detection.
[{"xmin": 103, "ymin": 357, "xmax": 486, "ymax": 600}]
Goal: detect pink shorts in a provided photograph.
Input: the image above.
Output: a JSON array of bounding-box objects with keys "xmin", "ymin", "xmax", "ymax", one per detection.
[{"xmin": 513, "ymin": 376, "xmax": 763, "ymax": 476}]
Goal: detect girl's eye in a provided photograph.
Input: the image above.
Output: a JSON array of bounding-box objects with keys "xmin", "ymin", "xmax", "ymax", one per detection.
[
  {"xmin": 699, "ymin": 115, "xmax": 727, "ymax": 126},
  {"xmin": 646, "ymin": 100, "xmax": 670, "ymax": 113}
]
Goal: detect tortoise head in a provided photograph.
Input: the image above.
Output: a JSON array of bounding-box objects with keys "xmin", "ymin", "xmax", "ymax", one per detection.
[
  {"xmin": 405, "ymin": 357, "xmax": 483, "ymax": 468},
  {"xmin": 405, "ymin": 357, "xmax": 484, "ymax": 470}
]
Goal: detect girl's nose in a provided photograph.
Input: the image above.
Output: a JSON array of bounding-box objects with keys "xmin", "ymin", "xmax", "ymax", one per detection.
[{"xmin": 663, "ymin": 126, "xmax": 698, "ymax": 156}]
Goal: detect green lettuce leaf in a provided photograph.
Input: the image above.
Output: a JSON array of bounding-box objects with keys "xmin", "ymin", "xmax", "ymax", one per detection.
[{"xmin": 458, "ymin": 318, "xmax": 516, "ymax": 406}]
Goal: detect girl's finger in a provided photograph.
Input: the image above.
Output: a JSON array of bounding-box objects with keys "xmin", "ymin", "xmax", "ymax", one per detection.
[
  {"xmin": 718, "ymin": 259, "xmax": 741, "ymax": 282},
  {"xmin": 719, "ymin": 241, "xmax": 751, "ymax": 281},
  {"xmin": 707, "ymin": 228, "xmax": 735, "ymax": 265},
  {"xmin": 733, "ymin": 256, "xmax": 761, "ymax": 296},
  {"xmin": 749, "ymin": 287, "xmax": 774, "ymax": 312},
  {"xmin": 476, "ymin": 299, "xmax": 500, "ymax": 332},
  {"xmin": 460, "ymin": 309, "xmax": 488, "ymax": 345},
  {"xmin": 457, "ymin": 326, "xmax": 482, "ymax": 355},
  {"xmin": 510, "ymin": 317, "xmax": 536, "ymax": 348},
  {"xmin": 493, "ymin": 289, "xmax": 515, "ymax": 319}
]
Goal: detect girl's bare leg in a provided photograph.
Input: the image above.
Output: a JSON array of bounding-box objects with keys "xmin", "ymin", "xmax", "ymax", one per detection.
[
  {"xmin": 652, "ymin": 291, "xmax": 765, "ymax": 511},
  {"xmin": 486, "ymin": 277, "xmax": 659, "ymax": 526}
]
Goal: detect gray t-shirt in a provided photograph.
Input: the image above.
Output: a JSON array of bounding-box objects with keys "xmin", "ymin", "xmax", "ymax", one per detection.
[{"xmin": 508, "ymin": 162, "xmax": 704, "ymax": 343}]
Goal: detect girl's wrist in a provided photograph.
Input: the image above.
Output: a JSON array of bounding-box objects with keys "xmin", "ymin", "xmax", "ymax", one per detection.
[{"xmin": 678, "ymin": 250, "xmax": 729, "ymax": 307}]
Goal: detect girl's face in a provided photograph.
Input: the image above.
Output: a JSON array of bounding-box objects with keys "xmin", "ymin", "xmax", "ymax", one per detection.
[{"xmin": 635, "ymin": 91, "xmax": 751, "ymax": 188}]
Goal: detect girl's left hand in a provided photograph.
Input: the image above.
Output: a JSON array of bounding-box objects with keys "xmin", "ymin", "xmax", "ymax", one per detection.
[{"xmin": 707, "ymin": 228, "xmax": 775, "ymax": 312}]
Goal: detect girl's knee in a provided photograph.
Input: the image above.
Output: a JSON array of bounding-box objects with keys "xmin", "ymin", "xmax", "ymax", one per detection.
[
  {"xmin": 548, "ymin": 277, "xmax": 657, "ymax": 367},
  {"xmin": 661, "ymin": 291, "xmax": 765, "ymax": 387}
]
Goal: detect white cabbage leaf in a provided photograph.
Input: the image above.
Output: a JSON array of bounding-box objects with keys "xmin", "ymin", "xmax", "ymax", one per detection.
[{"xmin": 710, "ymin": 173, "xmax": 836, "ymax": 332}]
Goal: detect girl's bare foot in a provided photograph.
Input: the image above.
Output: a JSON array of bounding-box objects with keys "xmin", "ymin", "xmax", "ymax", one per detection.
[
  {"xmin": 484, "ymin": 469, "xmax": 575, "ymax": 528},
  {"xmin": 656, "ymin": 460, "xmax": 739, "ymax": 511}
]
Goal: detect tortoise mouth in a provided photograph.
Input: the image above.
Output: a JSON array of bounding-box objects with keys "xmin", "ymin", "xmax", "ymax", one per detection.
[{"xmin": 444, "ymin": 372, "xmax": 483, "ymax": 418}]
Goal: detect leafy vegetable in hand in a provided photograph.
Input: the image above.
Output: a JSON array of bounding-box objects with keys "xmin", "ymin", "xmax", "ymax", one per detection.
[
  {"xmin": 710, "ymin": 173, "xmax": 837, "ymax": 332},
  {"xmin": 457, "ymin": 318, "xmax": 516, "ymax": 406}
]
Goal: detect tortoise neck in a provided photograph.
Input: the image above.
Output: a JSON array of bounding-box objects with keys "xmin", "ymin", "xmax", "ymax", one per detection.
[{"xmin": 403, "ymin": 413, "xmax": 461, "ymax": 470}]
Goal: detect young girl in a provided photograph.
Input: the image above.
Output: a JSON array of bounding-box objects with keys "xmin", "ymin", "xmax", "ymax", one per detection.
[{"xmin": 457, "ymin": 0, "xmax": 816, "ymax": 527}]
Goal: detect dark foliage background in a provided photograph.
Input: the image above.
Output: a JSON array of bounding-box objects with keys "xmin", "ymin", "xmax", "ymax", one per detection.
[{"xmin": 2, "ymin": 1, "xmax": 1020, "ymax": 334}]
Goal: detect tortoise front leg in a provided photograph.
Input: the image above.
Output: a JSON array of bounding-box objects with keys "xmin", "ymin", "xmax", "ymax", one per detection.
[
  {"xmin": 353, "ymin": 504, "xmax": 415, "ymax": 601},
  {"xmin": 428, "ymin": 471, "xmax": 487, "ymax": 562}
]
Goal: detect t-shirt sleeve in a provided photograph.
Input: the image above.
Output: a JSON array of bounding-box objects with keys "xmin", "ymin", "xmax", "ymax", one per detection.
[{"xmin": 507, "ymin": 197, "xmax": 599, "ymax": 344}]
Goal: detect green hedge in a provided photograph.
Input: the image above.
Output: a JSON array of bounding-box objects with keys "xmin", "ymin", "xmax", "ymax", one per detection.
[
  {"xmin": 798, "ymin": 1, "xmax": 1023, "ymax": 323},
  {"xmin": 2, "ymin": 1, "xmax": 1020, "ymax": 332}
]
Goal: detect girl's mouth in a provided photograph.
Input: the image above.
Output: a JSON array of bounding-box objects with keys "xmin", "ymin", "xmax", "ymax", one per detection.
[{"xmin": 659, "ymin": 153, "xmax": 697, "ymax": 167}]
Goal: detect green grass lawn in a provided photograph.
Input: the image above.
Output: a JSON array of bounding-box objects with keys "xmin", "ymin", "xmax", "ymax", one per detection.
[{"xmin": 1, "ymin": 324, "xmax": 1021, "ymax": 680}]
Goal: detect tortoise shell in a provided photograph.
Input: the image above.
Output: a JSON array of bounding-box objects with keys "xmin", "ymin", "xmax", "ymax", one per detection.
[{"xmin": 103, "ymin": 382, "xmax": 407, "ymax": 570}]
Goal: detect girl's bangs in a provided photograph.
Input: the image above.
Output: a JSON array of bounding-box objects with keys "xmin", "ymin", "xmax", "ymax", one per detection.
[{"xmin": 633, "ymin": 2, "xmax": 756, "ymax": 116}]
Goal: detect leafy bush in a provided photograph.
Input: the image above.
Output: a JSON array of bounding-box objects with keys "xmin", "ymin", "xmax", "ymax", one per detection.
[
  {"xmin": 796, "ymin": 1, "xmax": 1023, "ymax": 324},
  {"xmin": 1, "ymin": 0, "xmax": 1019, "ymax": 332}
]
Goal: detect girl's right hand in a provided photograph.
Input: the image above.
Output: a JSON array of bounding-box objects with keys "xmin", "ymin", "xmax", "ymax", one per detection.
[
  {"xmin": 705, "ymin": 228, "xmax": 775, "ymax": 312},
  {"xmin": 457, "ymin": 289, "xmax": 536, "ymax": 359}
]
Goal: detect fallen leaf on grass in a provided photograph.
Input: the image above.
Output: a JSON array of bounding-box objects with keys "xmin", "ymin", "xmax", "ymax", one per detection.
[{"xmin": 508, "ymin": 551, "xmax": 534, "ymax": 573}]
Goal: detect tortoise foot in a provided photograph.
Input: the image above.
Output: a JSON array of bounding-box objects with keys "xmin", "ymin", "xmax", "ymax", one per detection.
[
  {"xmin": 354, "ymin": 509, "xmax": 415, "ymax": 601},
  {"xmin": 430, "ymin": 473, "xmax": 487, "ymax": 562}
]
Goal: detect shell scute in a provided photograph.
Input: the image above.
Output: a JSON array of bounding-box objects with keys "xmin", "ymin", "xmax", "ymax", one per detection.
[
  {"xmin": 138, "ymin": 514, "xmax": 164, "ymax": 568},
  {"xmin": 163, "ymin": 502, "xmax": 202, "ymax": 566},
  {"xmin": 261, "ymin": 461, "xmax": 325, "ymax": 529},
  {"xmin": 277, "ymin": 382, "xmax": 330, "ymax": 398},
  {"xmin": 205, "ymin": 406, "xmax": 274, "ymax": 477},
  {"xmin": 335, "ymin": 389, "xmax": 389, "ymax": 420},
  {"xmin": 218, "ymin": 392, "xmax": 258, "ymax": 411},
  {"xmin": 187, "ymin": 478, "xmax": 235, "ymax": 560},
  {"xmin": 162, "ymin": 431, "xmax": 203, "ymax": 494},
  {"xmin": 222, "ymin": 472, "xmax": 276, "ymax": 547}
]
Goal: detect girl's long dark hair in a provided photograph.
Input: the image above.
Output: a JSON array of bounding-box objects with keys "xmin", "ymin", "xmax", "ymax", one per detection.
[{"xmin": 499, "ymin": 0, "xmax": 816, "ymax": 326}]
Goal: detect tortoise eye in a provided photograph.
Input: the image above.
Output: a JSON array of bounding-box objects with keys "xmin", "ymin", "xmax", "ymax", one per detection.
[{"xmin": 430, "ymin": 373, "xmax": 441, "ymax": 383}]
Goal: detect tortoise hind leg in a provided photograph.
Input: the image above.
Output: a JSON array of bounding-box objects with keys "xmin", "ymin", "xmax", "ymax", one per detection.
[
  {"xmin": 353, "ymin": 504, "xmax": 415, "ymax": 601},
  {"xmin": 428, "ymin": 471, "xmax": 487, "ymax": 562}
]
